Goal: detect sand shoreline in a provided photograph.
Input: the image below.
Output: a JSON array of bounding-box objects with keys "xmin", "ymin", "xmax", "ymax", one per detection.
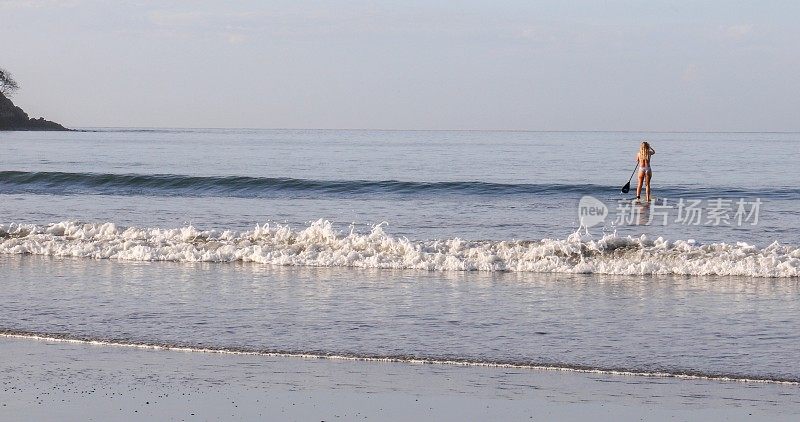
[
  {"xmin": 2, "ymin": 331, "xmax": 796, "ymax": 385},
  {"xmin": 2, "ymin": 336, "xmax": 799, "ymax": 421}
]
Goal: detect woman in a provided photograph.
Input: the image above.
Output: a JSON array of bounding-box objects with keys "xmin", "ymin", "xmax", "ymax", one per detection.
[{"xmin": 636, "ymin": 141, "xmax": 655, "ymax": 202}]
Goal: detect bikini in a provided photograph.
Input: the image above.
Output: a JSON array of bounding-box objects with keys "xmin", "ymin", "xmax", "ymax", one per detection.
[{"xmin": 639, "ymin": 151, "xmax": 653, "ymax": 174}]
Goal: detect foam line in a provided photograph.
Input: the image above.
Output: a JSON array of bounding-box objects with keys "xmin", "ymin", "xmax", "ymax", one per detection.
[
  {"xmin": 1, "ymin": 330, "xmax": 796, "ymax": 385},
  {"xmin": 1, "ymin": 220, "xmax": 799, "ymax": 277}
]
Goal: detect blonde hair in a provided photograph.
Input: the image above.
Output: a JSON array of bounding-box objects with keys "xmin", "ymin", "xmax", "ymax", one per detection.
[{"xmin": 639, "ymin": 141, "xmax": 652, "ymax": 160}]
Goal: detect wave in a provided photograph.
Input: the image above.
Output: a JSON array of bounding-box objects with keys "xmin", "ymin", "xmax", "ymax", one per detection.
[
  {"xmin": 0, "ymin": 170, "xmax": 603, "ymax": 197},
  {"xmin": 1, "ymin": 220, "xmax": 798, "ymax": 277},
  {"xmin": 1, "ymin": 330, "xmax": 796, "ymax": 384},
  {"xmin": 2, "ymin": 170, "xmax": 797, "ymax": 199}
]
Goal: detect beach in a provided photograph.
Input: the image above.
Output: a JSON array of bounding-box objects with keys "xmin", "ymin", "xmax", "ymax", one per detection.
[{"xmin": 3, "ymin": 335, "xmax": 799, "ymax": 421}]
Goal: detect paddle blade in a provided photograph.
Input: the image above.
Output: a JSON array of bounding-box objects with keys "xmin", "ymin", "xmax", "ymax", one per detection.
[{"xmin": 621, "ymin": 182, "xmax": 631, "ymax": 194}]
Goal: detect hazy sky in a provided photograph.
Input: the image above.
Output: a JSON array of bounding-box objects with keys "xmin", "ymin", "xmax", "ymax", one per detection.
[{"xmin": 2, "ymin": 0, "xmax": 798, "ymax": 130}]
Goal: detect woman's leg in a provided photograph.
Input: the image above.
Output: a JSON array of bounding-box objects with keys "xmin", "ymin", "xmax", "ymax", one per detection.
[
  {"xmin": 636, "ymin": 171, "xmax": 645, "ymax": 199},
  {"xmin": 645, "ymin": 171, "xmax": 652, "ymax": 201}
]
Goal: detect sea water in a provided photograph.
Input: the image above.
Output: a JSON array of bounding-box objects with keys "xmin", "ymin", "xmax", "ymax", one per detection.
[{"xmin": 0, "ymin": 129, "xmax": 799, "ymax": 382}]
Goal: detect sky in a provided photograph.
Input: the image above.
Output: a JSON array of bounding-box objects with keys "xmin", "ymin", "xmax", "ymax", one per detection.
[{"xmin": 1, "ymin": 0, "xmax": 799, "ymax": 131}]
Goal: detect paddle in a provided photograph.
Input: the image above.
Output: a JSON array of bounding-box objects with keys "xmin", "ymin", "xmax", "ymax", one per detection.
[{"xmin": 620, "ymin": 164, "xmax": 639, "ymax": 194}]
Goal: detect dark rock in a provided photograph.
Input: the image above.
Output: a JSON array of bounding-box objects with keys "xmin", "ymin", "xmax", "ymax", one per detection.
[{"xmin": 0, "ymin": 92, "xmax": 68, "ymax": 131}]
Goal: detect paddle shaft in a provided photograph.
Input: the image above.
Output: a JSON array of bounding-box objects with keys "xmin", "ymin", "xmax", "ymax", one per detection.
[
  {"xmin": 627, "ymin": 163, "xmax": 639, "ymax": 184},
  {"xmin": 620, "ymin": 163, "xmax": 639, "ymax": 193}
]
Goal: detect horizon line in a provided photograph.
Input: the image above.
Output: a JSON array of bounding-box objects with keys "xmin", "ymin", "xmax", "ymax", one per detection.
[{"xmin": 67, "ymin": 126, "xmax": 800, "ymax": 134}]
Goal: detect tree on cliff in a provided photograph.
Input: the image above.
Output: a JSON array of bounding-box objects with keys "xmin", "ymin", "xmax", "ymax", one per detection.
[
  {"xmin": 0, "ymin": 67, "xmax": 20, "ymax": 97},
  {"xmin": 0, "ymin": 67, "xmax": 67, "ymax": 130}
]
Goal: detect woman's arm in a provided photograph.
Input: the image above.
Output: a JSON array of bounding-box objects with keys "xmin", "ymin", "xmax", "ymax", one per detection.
[{"xmin": 649, "ymin": 148, "xmax": 655, "ymax": 155}]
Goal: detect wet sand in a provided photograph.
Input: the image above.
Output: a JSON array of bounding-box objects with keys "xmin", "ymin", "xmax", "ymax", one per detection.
[{"xmin": 1, "ymin": 336, "xmax": 798, "ymax": 421}]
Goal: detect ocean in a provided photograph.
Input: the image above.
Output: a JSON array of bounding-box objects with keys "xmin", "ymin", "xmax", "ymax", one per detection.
[{"xmin": 1, "ymin": 129, "xmax": 799, "ymax": 383}]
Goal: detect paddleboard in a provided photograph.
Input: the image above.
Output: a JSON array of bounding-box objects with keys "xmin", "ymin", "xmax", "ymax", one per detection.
[{"xmin": 620, "ymin": 196, "xmax": 659, "ymax": 205}]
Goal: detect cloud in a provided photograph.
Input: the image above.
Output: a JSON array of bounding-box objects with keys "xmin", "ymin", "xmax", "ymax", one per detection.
[
  {"xmin": 147, "ymin": 10, "xmax": 258, "ymax": 28},
  {"xmin": 143, "ymin": 5, "xmax": 476, "ymax": 41},
  {"xmin": 682, "ymin": 64, "xmax": 699, "ymax": 82},
  {"xmin": 0, "ymin": 0, "xmax": 79, "ymax": 8},
  {"xmin": 515, "ymin": 26, "xmax": 556, "ymax": 43},
  {"xmin": 721, "ymin": 24, "xmax": 753, "ymax": 40},
  {"xmin": 148, "ymin": 10, "xmax": 213, "ymax": 27},
  {"xmin": 145, "ymin": 9, "xmax": 261, "ymax": 43},
  {"xmin": 225, "ymin": 33, "xmax": 247, "ymax": 45}
]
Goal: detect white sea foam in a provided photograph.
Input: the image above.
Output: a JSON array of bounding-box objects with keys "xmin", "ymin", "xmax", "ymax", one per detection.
[{"xmin": 0, "ymin": 220, "xmax": 798, "ymax": 277}]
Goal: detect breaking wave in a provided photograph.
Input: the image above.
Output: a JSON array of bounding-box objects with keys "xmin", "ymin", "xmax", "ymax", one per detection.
[
  {"xmin": 0, "ymin": 170, "xmax": 603, "ymax": 197},
  {"xmin": 1, "ymin": 220, "xmax": 798, "ymax": 277}
]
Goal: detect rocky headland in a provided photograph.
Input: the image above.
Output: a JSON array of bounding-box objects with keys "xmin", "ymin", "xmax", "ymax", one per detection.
[{"xmin": 0, "ymin": 92, "xmax": 68, "ymax": 131}]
